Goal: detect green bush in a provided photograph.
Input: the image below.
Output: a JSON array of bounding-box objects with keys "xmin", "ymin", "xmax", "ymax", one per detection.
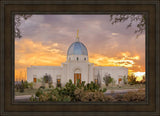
[
  {"xmin": 30, "ymin": 79, "xmax": 107, "ymax": 102},
  {"xmin": 128, "ymin": 74, "xmax": 138, "ymax": 85},
  {"xmin": 23, "ymin": 81, "xmax": 29, "ymax": 89},
  {"xmin": 123, "ymin": 76, "xmax": 127, "ymax": 84},
  {"xmin": 19, "ymin": 84, "xmax": 24, "ymax": 93},
  {"xmin": 103, "ymin": 74, "xmax": 113, "ymax": 86},
  {"xmin": 35, "ymin": 88, "xmax": 43, "ymax": 97},
  {"xmin": 43, "ymin": 74, "xmax": 52, "ymax": 84},
  {"xmin": 39, "ymin": 86, "xmax": 45, "ymax": 89},
  {"xmin": 28, "ymin": 82, "xmax": 33, "ymax": 89}
]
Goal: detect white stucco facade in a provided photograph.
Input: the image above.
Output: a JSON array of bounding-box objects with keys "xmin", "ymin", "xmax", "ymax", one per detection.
[{"xmin": 27, "ymin": 34, "xmax": 128, "ymax": 87}]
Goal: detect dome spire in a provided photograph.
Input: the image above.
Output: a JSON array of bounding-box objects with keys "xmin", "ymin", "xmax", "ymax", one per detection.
[{"xmin": 76, "ymin": 29, "xmax": 79, "ymax": 41}]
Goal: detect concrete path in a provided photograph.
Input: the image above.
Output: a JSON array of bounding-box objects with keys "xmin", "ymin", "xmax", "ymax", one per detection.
[
  {"xmin": 15, "ymin": 95, "xmax": 32, "ymax": 102},
  {"xmin": 104, "ymin": 88, "xmax": 145, "ymax": 96},
  {"xmin": 105, "ymin": 89, "xmax": 141, "ymax": 94}
]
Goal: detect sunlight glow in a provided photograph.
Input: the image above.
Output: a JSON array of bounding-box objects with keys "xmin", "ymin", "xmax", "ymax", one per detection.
[{"xmin": 134, "ymin": 72, "xmax": 145, "ymax": 81}]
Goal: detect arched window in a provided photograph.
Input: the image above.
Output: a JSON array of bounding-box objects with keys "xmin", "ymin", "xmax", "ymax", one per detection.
[
  {"xmin": 77, "ymin": 57, "xmax": 79, "ymax": 61},
  {"xmin": 84, "ymin": 58, "xmax": 86, "ymax": 60}
]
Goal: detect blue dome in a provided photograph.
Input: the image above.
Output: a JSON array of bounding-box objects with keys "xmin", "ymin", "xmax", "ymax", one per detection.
[{"xmin": 67, "ymin": 41, "xmax": 88, "ymax": 56}]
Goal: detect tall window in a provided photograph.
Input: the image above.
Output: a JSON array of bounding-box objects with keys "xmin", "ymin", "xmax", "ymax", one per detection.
[
  {"xmin": 33, "ymin": 78, "xmax": 37, "ymax": 83},
  {"xmin": 33, "ymin": 75, "xmax": 37, "ymax": 83},
  {"xmin": 57, "ymin": 79, "xmax": 61, "ymax": 87},
  {"xmin": 77, "ymin": 57, "xmax": 79, "ymax": 61}
]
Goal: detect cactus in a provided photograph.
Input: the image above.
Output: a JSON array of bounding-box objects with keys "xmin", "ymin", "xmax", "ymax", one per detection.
[{"xmin": 31, "ymin": 79, "xmax": 108, "ymax": 102}]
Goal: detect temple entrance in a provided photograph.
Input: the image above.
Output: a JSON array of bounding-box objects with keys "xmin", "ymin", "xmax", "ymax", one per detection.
[
  {"xmin": 74, "ymin": 68, "xmax": 81, "ymax": 84},
  {"xmin": 74, "ymin": 73, "xmax": 81, "ymax": 84}
]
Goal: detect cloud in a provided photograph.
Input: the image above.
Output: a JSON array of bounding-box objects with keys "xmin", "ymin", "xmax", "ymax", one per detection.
[
  {"xmin": 15, "ymin": 39, "xmax": 66, "ymax": 70},
  {"xmin": 112, "ymin": 33, "xmax": 119, "ymax": 36},
  {"xmin": 89, "ymin": 52, "xmax": 141, "ymax": 68}
]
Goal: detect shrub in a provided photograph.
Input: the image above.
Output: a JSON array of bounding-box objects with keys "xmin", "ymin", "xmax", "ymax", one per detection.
[
  {"xmin": 49, "ymin": 84, "xmax": 54, "ymax": 88},
  {"xmin": 123, "ymin": 76, "xmax": 127, "ymax": 84},
  {"xmin": 114, "ymin": 89, "xmax": 145, "ymax": 102},
  {"xmin": 84, "ymin": 81, "xmax": 101, "ymax": 92},
  {"xmin": 28, "ymin": 82, "xmax": 33, "ymax": 89},
  {"xmin": 19, "ymin": 84, "xmax": 24, "ymax": 93},
  {"xmin": 57, "ymin": 83, "xmax": 61, "ymax": 88},
  {"xmin": 63, "ymin": 96, "xmax": 71, "ymax": 102},
  {"xmin": 23, "ymin": 81, "xmax": 29, "ymax": 89},
  {"xmin": 39, "ymin": 86, "xmax": 45, "ymax": 89},
  {"xmin": 19, "ymin": 80, "xmax": 24, "ymax": 93},
  {"xmin": 43, "ymin": 74, "xmax": 52, "ymax": 84},
  {"xmin": 105, "ymin": 95, "xmax": 115, "ymax": 102},
  {"xmin": 103, "ymin": 74, "xmax": 113, "ymax": 86},
  {"xmin": 80, "ymin": 91, "xmax": 106, "ymax": 102},
  {"xmin": 35, "ymin": 88, "xmax": 43, "ymax": 97},
  {"xmin": 114, "ymin": 94, "xmax": 124, "ymax": 101},
  {"xmin": 29, "ymin": 95, "xmax": 38, "ymax": 102},
  {"xmin": 15, "ymin": 83, "xmax": 20, "ymax": 92},
  {"xmin": 123, "ymin": 90, "xmax": 145, "ymax": 102},
  {"xmin": 31, "ymin": 79, "xmax": 107, "ymax": 102},
  {"xmin": 128, "ymin": 74, "xmax": 138, "ymax": 85}
]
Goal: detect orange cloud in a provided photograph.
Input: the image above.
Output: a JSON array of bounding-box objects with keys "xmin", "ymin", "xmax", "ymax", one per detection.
[
  {"xmin": 15, "ymin": 39, "xmax": 66, "ymax": 80},
  {"xmin": 89, "ymin": 52, "xmax": 142, "ymax": 70}
]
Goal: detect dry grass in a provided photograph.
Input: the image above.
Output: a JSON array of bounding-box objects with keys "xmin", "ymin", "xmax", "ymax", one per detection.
[
  {"xmin": 114, "ymin": 89, "xmax": 145, "ymax": 102},
  {"xmin": 15, "ymin": 88, "xmax": 38, "ymax": 96}
]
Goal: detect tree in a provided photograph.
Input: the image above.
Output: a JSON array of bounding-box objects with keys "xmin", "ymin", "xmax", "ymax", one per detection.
[
  {"xmin": 15, "ymin": 15, "xmax": 32, "ymax": 38},
  {"xmin": 43, "ymin": 74, "xmax": 53, "ymax": 84},
  {"xmin": 123, "ymin": 76, "xmax": 127, "ymax": 84},
  {"xmin": 19, "ymin": 80, "xmax": 24, "ymax": 92},
  {"xmin": 127, "ymin": 74, "xmax": 137, "ymax": 85},
  {"xmin": 97, "ymin": 71, "xmax": 101, "ymax": 87},
  {"xmin": 139, "ymin": 75, "xmax": 145, "ymax": 84},
  {"xmin": 23, "ymin": 80, "xmax": 29, "ymax": 89},
  {"xmin": 110, "ymin": 14, "xmax": 145, "ymax": 38},
  {"xmin": 103, "ymin": 74, "xmax": 112, "ymax": 86}
]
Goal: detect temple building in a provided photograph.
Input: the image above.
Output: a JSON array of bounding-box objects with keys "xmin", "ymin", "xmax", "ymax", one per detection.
[{"xmin": 27, "ymin": 30, "xmax": 128, "ymax": 87}]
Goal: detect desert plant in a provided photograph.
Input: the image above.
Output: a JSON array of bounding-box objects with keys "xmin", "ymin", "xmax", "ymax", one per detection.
[
  {"xmin": 80, "ymin": 91, "xmax": 106, "ymax": 102},
  {"xmin": 35, "ymin": 88, "xmax": 43, "ymax": 97},
  {"xmin": 123, "ymin": 76, "xmax": 127, "ymax": 84},
  {"xmin": 123, "ymin": 90, "xmax": 145, "ymax": 102},
  {"xmin": 128, "ymin": 74, "xmax": 138, "ymax": 85},
  {"xmin": 15, "ymin": 83, "xmax": 21, "ymax": 92},
  {"xmin": 63, "ymin": 96, "xmax": 71, "ymax": 102},
  {"xmin": 103, "ymin": 74, "xmax": 113, "ymax": 86},
  {"xmin": 39, "ymin": 86, "xmax": 45, "ymax": 89},
  {"xmin": 29, "ymin": 95, "xmax": 38, "ymax": 102},
  {"xmin": 105, "ymin": 95, "xmax": 115, "ymax": 102},
  {"xmin": 23, "ymin": 81, "xmax": 29, "ymax": 89},
  {"xmin": 19, "ymin": 84, "xmax": 24, "ymax": 93},
  {"xmin": 57, "ymin": 83, "xmax": 61, "ymax": 87},
  {"xmin": 111, "ymin": 78, "xmax": 116, "ymax": 86},
  {"xmin": 43, "ymin": 74, "xmax": 53, "ymax": 84},
  {"xmin": 19, "ymin": 80, "xmax": 24, "ymax": 92},
  {"xmin": 31, "ymin": 79, "xmax": 107, "ymax": 102},
  {"xmin": 28, "ymin": 82, "xmax": 33, "ymax": 89},
  {"xmin": 114, "ymin": 89, "xmax": 145, "ymax": 102}
]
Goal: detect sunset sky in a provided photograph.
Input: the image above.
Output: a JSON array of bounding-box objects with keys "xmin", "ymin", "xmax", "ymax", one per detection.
[{"xmin": 15, "ymin": 15, "xmax": 145, "ymax": 81}]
